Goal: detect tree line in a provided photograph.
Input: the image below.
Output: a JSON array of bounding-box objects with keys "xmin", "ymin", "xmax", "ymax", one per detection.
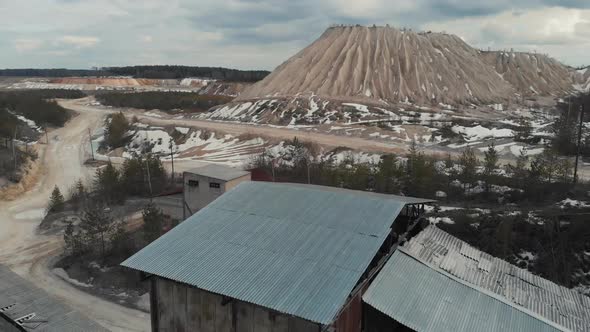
[
  {"xmin": 252, "ymin": 138, "xmax": 578, "ymax": 204},
  {"xmin": 0, "ymin": 66, "xmax": 270, "ymax": 82},
  {"xmin": 103, "ymin": 65, "xmax": 269, "ymax": 81},
  {"xmin": 95, "ymin": 92, "xmax": 232, "ymax": 112}
]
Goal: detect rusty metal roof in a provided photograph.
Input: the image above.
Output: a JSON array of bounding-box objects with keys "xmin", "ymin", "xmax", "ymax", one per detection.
[
  {"xmin": 122, "ymin": 181, "xmax": 427, "ymax": 325},
  {"xmin": 364, "ymin": 226, "xmax": 590, "ymax": 332}
]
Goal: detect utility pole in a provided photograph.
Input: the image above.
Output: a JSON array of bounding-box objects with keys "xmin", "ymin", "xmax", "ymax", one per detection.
[
  {"xmin": 574, "ymin": 104, "xmax": 585, "ymax": 184},
  {"xmin": 169, "ymin": 138, "xmax": 175, "ymax": 185},
  {"xmin": 145, "ymin": 156, "xmax": 153, "ymax": 201},
  {"xmin": 44, "ymin": 127, "xmax": 49, "ymax": 145},
  {"xmin": 88, "ymin": 128, "xmax": 95, "ymax": 161},
  {"xmin": 12, "ymin": 126, "xmax": 18, "ymax": 171}
]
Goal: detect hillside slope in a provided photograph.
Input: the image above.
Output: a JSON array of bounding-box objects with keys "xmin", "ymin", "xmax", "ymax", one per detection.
[
  {"xmin": 238, "ymin": 26, "xmax": 514, "ymax": 105},
  {"xmin": 574, "ymin": 67, "xmax": 590, "ymax": 92},
  {"xmin": 479, "ymin": 51, "xmax": 573, "ymax": 96}
]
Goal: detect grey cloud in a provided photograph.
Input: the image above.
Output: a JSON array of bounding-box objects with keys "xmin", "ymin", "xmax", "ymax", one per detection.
[{"xmin": 3, "ymin": 0, "xmax": 590, "ymax": 69}]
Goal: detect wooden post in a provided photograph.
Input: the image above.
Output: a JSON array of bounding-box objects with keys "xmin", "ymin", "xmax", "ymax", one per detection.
[{"xmin": 574, "ymin": 104, "xmax": 585, "ymax": 184}]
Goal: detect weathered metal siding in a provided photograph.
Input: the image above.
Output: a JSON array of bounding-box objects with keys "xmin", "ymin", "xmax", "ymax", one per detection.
[
  {"xmin": 331, "ymin": 278, "xmax": 371, "ymax": 332},
  {"xmin": 153, "ymin": 277, "xmax": 320, "ymax": 332}
]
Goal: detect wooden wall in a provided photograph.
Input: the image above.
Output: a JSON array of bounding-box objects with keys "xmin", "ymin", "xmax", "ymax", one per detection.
[{"xmin": 152, "ymin": 277, "xmax": 321, "ymax": 332}]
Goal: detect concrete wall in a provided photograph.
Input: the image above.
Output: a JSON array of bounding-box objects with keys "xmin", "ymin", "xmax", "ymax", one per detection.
[
  {"xmin": 152, "ymin": 277, "xmax": 321, "ymax": 332},
  {"xmin": 182, "ymin": 172, "xmax": 251, "ymax": 219}
]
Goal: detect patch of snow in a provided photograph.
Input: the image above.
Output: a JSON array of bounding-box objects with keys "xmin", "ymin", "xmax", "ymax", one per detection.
[
  {"xmin": 14, "ymin": 208, "xmax": 46, "ymax": 220},
  {"xmin": 518, "ymin": 250, "xmax": 537, "ymax": 261},
  {"xmin": 174, "ymin": 127, "xmax": 190, "ymax": 134},
  {"xmin": 452, "ymin": 125, "xmax": 514, "ymax": 142},
  {"xmin": 509, "ymin": 145, "xmax": 544, "ymax": 156},
  {"xmin": 428, "ymin": 216, "xmax": 454, "ymax": 225},
  {"xmin": 144, "ymin": 111, "xmax": 163, "ymax": 118},
  {"xmin": 558, "ymin": 198, "xmax": 590, "ymax": 209},
  {"xmin": 342, "ymin": 103, "xmax": 371, "ymax": 115},
  {"xmin": 53, "ymin": 268, "xmax": 92, "ymax": 288}
]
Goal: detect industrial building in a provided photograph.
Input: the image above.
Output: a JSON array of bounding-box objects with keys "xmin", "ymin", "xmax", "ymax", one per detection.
[
  {"xmin": 182, "ymin": 164, "xmax": 250, "ymax": 219},
  {"xmin": 363, "ymin": 225, "xmax": 590, "ymax": 332},
  {"xmin": 123, "ymin": 181, "xmax": 432, "ymax": 332},
  {"xmin": 0, "ymin": 264, "xmax": 107, "ymax": 332}
]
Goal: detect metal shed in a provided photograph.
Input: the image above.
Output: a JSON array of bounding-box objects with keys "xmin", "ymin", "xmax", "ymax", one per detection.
[
  {"xmin": 363, "ymin": 226, "xmax": 590, "ymax": 332},
  {"xmin": 123, "ymin": 181, "xmax": 432, "ymax": 331}
]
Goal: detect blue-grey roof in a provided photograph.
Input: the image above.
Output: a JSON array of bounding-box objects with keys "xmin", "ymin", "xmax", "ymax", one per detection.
[
  {"xmin": 363, "ymin": 226, "xmax": 590, "ymax": 332},
  {"xmin": 122, "ymin": 181, "xmax": 426, "ymax": 325},
  {"xmin": 0, "ymin": 265, "xmax": 107, "ymax": 332},
  {"xmin": 185, "ymin": 164, "xmax": 250, "ymax": 181}
]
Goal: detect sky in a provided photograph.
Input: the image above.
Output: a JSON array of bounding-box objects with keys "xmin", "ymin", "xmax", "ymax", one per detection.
[{"xmin": 1, "ymin": 0, "xmax": 589, "ymax": 70}]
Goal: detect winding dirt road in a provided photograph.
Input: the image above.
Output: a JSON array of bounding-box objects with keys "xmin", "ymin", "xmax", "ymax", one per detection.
[{"xmin": 0, "ymin": 103, "xmax": 150, "ymax": 331}]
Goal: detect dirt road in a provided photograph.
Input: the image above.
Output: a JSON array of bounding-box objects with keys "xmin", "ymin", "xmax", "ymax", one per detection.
[
  {"xmin": 0, "ymin": 104, "xmax": 150, "ymax": 331},
  {"xmin": 59, "ymin": 98, "xmax": 409, "ymax": 155}
]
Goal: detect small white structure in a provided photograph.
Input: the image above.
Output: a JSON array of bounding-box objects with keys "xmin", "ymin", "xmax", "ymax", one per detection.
[{"xmin": 183, "ymin": 164, "xmax": 250, "ymax": 219}]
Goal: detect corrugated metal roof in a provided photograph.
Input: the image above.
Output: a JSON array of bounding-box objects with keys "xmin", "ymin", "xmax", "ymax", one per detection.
[
  {"xmin": 364, "ymin": 226, "xmax": 590, "ymax": 332},
  {"xmin": 363, "ymin": 251, "xmax": 564, "ymax": 332},
  {"xmin": 184, "ymin": 164, "xmax": 250, "ymax": 181},
  {"xmin": 122, "ymin": 182, "xmax": 426, "ymax": 325},
  {"xmin": 0, "ymin": 265, "xmax": 107, "ymax": 332}
]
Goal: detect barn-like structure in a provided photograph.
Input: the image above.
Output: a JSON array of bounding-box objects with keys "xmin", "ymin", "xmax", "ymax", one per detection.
[{"xmin": 122, "ymin": 181, "xmax": 432, "ymax": 331}]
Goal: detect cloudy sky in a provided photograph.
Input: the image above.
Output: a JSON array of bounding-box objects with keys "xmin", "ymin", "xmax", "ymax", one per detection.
[{"xmin": 1, "ymin": 0, "xmax": 589, "ymax": 70}]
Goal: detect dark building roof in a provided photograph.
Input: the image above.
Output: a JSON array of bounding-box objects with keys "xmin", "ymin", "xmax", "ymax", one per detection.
[
  {"xmin": 0, "ymin": 265, "xmax": 107, "ymax": 332},
  {"xmin": 122, "ymin": 182, "xmax": 430, "ymax": 325},
  {"xmin": 184, "ymin": 164, "xmax": 250, "ymax": 181},
  {"xmin": 363, "ymin": 226, "xmax": 590, "ymax": 332}
]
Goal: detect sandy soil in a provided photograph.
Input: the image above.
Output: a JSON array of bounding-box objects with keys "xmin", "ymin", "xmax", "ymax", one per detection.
[{"xmin": 0, "ymin": 103, "xmax": 150, "ymax": 331}]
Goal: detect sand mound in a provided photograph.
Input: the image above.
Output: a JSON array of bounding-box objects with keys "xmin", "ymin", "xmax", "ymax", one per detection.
[
  {"xmin": 238, "ymin": 26, "xmax": 514, "ymax": 105},
  {"xmin": 479, "ymin": 51, "xmax": 573, "ymax": 96}
]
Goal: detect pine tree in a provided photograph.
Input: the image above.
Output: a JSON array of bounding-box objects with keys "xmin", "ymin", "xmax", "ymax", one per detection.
[
  {"xmin": 47, "ymin": 185, "xmax": 65, "ymax": 213},
  {"xmin": 79, "ymin": 204, "xmax": 115, "ymax": 263},
  {"xmin": 64, "ymin": 220, "xmax": 84, "ymax": 256},
  {"xmin": 507, "ymin": 147, "xmax": 529, "ymax": 189},
  {"xmin": 142, "ymin": 202, "xmax": 164, "ymax": 243},
  {"xmin": 483, "ymin": 143, "xmax": 499, "ymax": 193},
  {"xmin": 110, "ymin": 221, "xmax": 133, "ymax": 258},
  {"xmin": 515, "ymin": 117, "xmax": 532, "ymax": 142},
  {"xmin": 95, "ymin": 162, "xmax": 125, "ymax": 204},
  {"xmin": 552, "ymin": 105, "xmax": 578, "ymax": 155},
  {"xmin": 104, "ymin": 112, "xmax": 130, "ymax": 148},
  {"xmin": 69, "ymin": 179, "xmax": 87, "ymax": 210},
  {"xmin": 459, "ymin": 147, "xmax": 478, "ymax": 194}
]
